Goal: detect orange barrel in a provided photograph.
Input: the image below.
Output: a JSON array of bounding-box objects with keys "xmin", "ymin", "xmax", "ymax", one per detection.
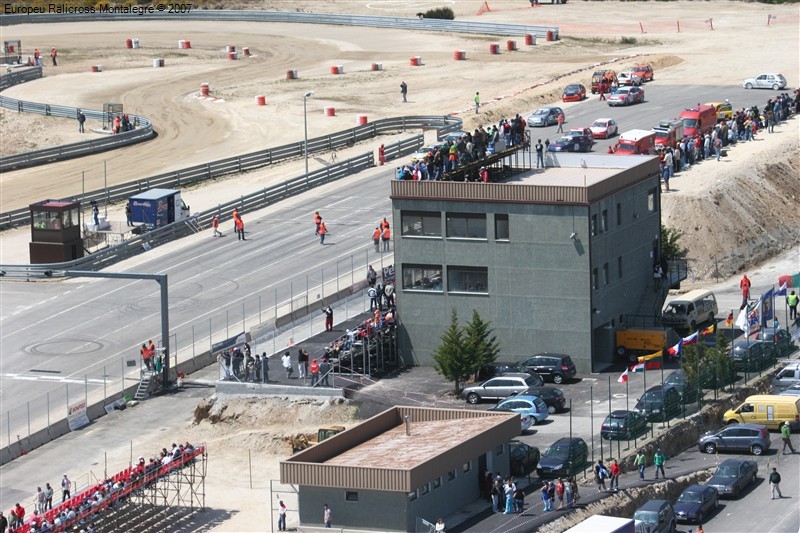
[
  {"xmin": 256, "ymin": 95, "xmax": 266, "ymax": 106},
  {"xmin": 200, "ymin": 83, "xmax": 209, "ymax": 96},
  {"xmin": 410, "ymin": 56, "xmax": 422, "ymax": 66},
  {"xmin": 324, "ymin": 106, "xmax": 336, "ymax": 117},
  {"xmin": 525, "ymin": 34, "xmax": 535, "ymax": 45},
  {"xmin": 132, "ymin": 38, "xmax": 140, "ymax": 49},
  {"xmin": 178, "ymin": 40, "xmax": 185, "ymax": 49},
  {"xmin": 228, "ymin": 52, "xmax": 238, "ymax": 60},
  {"xmin": 330, "ymin": 65, "xmax": 339, "ymax": 75},
  {"xmin": 226, "ymin": 45, "xmax": 235, "ymax": 53},
  {"xmin": 546, "ymin": 30, "xmax": 554, "ymax": 41},
  {"xmin": 453, "ymin": 50, "xmax": 466, "ymax": 60},
  {"xmin": 507, "ymin": 40, "xmax": 517, "ymax": 51},
  {"xmin": 286, "ymin": 69, "xmax": 298, "ymax": 79},
  {"xmin": 357, "ymin": 114, "xmax": 368, "ymax": 125},
  {"xmin": 184, "ymin": 40, "xmax": 191, "ymax": 49},
  {"xmin": 371, "ymin": 62, "xmax": 383, "ymax": 71},
  {"xmin": 242, "ymin": 47, "xmax": 250, "ymax": 56},
  {"xmin": 126, "ymin": 38, "xmax": 133, "ymax": 49},
  {"xmin": 489, "ymin": 43, "xmax": 500, "ymax": 54}
]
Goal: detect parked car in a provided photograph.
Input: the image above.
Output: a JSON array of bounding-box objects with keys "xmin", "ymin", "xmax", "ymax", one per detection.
[
  {"xmin": 562, "ymin": 84, "xmax": 586, "ymax": 102},
  {"xmin": 409, "ymin": 143, "xmax": 443, "ymax": 163},
  {"xmin": 731, "ymin": 341, "xmax": 771, "ymax": 372},
  {"xmin": 756, "ymin": 327, "xmax": 796, "ymax": 358},
  {"xmin": 632, "ymin": 499, "xmax": 676, "ymax": 533},
  {"xmin": 547, "ymin": 134, "xmax": 593, "ymax": 153},
  {"xmin": 607, "ymin": 86, "xmax": 645, "ymax": 106},
  {"xmin": 772, "ymin": 361, "xmax": 800, "ymax": 391},
  {"xmin": 477, "ymin": 362, "xmax": 542, "ymax": 382},
  {"xmin": 462, "ymin": 373, "xmax": 543, "ymax": 404},
  {"xmin": 778, "ymin": 383, "xmax": 800, "ymax": 396},
  {"xmin": 488, "ymin": 395, "xmax": 549, "ymax": 426},
  {"xmin": 526, "ymin": 107, "xmax": 563, "ymax": 127},
  {"xmin": 589, "ymin": 118, "xmax": 619, "ymax": 139},
  {"xmin": 568, "ymin": 128, "xmax": 594, "ymax": 143},
  {"xmin": 697, "ymin": 423, "xmax": 771, "ymax": 456},
  {"xmin": 536, "ymin": 437, "xmax": 589, "ymax": 478},
  {"xmin": 663, "ymin": 369, "xmax": 701, "ymax": 404},
  {"xmin": 509, "ymin": 441, "xmax": 540, "ymax": 476},
  {"xmin": 632, "ymin": 64, "xmax": 654, "ymax": 82},
  {"xmin": 673, "ymin": 485, "xmax": 718, "ymax": 524},
  {"xmin": 705, "ymin": 100, "xmax": 734, "ymax": 121},
  {"xmin": 515, "ymin": 385, "xmax": 566, "ymax": 413},
  {"xmin": 706, "ymin": 459, "xmax": 758, "ymax": 499},
  {"xmin": 617, "ymin": 70, "xmax": 643, "ymax": 86},
  {"xmin": 742, "ymin": 73, "xmax": 787, "ymax": 90},
  {"xmin": 488, "ymin": 404, "xmax": 533, "ymax": 433},
  {"xmin": 442, "ymin": 131, "xmax": 468, "ymax": 143},
  {"xmin": 633, "ymin": 385, "xmax": 681, "ymax": 421},
  {"xmin": 601, "ymin": 410, "xmax": 648, "ymax": 440},
  {"xmin": 520, "ymin": 353, "xmax": 577, "ymax": 384}
]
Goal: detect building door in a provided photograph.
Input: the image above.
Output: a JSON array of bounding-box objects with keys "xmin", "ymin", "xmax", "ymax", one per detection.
[{"xmin": 592, "ymin": 323, "xmax": 615, "ymax": 371}]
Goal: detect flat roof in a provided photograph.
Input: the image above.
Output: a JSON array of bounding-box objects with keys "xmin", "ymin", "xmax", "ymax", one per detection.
[
  {"xmin": 130, "ymin": 188, "xmax": 178, "ymax": 200},
  {"xmin": 505, "ymin": 166, "xmax": 619, "ymax": 188}
]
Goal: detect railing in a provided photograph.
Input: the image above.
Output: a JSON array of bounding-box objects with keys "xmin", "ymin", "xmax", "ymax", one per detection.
[
  {"xmin": 0, "ymin": 68, "xmax": 156, "ymax": 172},
  {"xmin": 0, "ymin": 10, "xmax": 560, "ymax": 38}
]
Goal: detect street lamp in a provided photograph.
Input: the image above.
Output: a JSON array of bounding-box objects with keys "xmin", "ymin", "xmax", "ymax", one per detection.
[{"xmin": 303, "ymin": 91, "xmax": 314, "ymax": 175}]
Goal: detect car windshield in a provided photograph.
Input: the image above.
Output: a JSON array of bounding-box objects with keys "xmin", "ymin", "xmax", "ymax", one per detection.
[
  {"xmin": 555, "ymin": 136, "xmax": 572, "ymax": 144},
  {"xmin": 643, "ymin": 390, "xmax": 663, "ymax": 401},
  {"xmin": 655, "ymin": 130, "xmax": 669, "ymax": 138},
  {"xmin": 665, "ymin": 303, "xmax": 687, "ymax": 315},
  {"xmin": 683, "ymin": 118, "xmax": 699, "ymax": 128},
  {"xmin": 606, "ymin": 416, "xmax": 625, "ymax": 427},
  {"xmin": 543, "ymin": 444, "xmax": 570, "ymax": 459},
  {"xmin": 616, "ymin": 144, "xmax": 635, "ymax": 153},
  {"xmin": 615, "ymin": 89, "xmax": 630, "ymax": 95},
  {"xmin": 565, "ymin": 85, "xmax": 581, "ymax": 92},
  {"xmin": 716, "ymin": 465, "xmax": 739, "ymax": 477},
  {"xmin": 532, "ymin": 109, "xmax": 549, "ymax": 116},
  {"xmin": 591, "ymin": 121, "xmax": 608, "ymax": 128},
  {"xmin": 634, "ymin": 511, "xmax": 659, "ymax": 523},
  {"xmin": 665, "ymin": 374, "xmax": 683, "ymax": 386},
  {"xmin": 678, "ymin": 492, "xmax": 703, "ymax": 504}
]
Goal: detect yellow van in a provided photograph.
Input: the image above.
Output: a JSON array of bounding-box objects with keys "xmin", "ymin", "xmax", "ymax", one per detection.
[{"xmin": 723, "ymin": 395, "xmax": 800, "ymax": 431}]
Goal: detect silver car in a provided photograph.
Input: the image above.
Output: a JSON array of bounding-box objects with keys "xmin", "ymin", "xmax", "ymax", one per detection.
[
  {"xmin": 526, "ymin": 107, "xmax": 563, "ymax": 127},
  {"xmin": 742, "ymin": 73, "xmax": 787, "ymax": 90},
  {"xmin": 697, "ymin": 423, "xmax": 770, "ymax": 456},
  {"xmin": 462, "ymin": 373, "xmax": 542, "ymax": 404}
]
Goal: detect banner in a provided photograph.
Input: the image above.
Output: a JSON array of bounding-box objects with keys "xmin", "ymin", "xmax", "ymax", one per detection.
[
  {"xmin": 761, "ymin": 288, "xmax": 774, "ymax": 325},
  {"xmin": 67, "ymin": 401, "xmax": 91, "ymax": 431},
  {"xmin": 211, "ymin": 331, "xmax": 248, "ymax": 356}
]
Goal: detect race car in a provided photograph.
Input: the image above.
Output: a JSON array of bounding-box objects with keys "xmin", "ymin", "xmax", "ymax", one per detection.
[
  {"xmin": 568, "ymin": 128, "xmax": 595, "ymax": 145},
  {"xmin": 589, "ymin": 118, "xmax": 619, "ymax": 139},
  {"xmin": 617, "ymin": 70, "xmax": 643, "ymax": 86},
  {"xmin": 562, "ymin": 84, "xmax": 587, "ymax": 102},
  {"xmin": 632, "ymin": 64, "xmax": 654, "ymax": 82},
  {"xmin": 547, "ymin": 134, "xmax": 593, "ymax": 153},
  {"xmin": 607, "ymin": 86, "xmax": 645, "ymax": 106}
]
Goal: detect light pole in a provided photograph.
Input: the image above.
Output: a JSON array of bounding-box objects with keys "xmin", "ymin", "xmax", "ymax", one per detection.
[{"xmin": 303, "ymin": 91, "xmax": 314, "ymax": 175}]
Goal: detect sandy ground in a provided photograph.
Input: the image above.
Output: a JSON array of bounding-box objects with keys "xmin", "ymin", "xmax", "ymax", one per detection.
[{"xmin": 0, "ymin": 2, "xmax": 799, "ymax": 530}]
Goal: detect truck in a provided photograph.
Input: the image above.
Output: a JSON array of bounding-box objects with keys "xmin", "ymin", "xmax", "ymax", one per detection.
[
  {"xmin": 679, "ymin": 105, "xmax": 716, "ymax": 137},
  {"xmin": 652, "ymin": 119, "xmax": 684, "ymax": 148},
  {"xmin": 128, "ymin": 188, "xmax": 190, "ymax": 229},
  {"xmin": 613, "ymin": 129, "xmax": 656, "ymax": 155},
  {"xmin": 564, "ymin": 515, "xmax": 635, "ymax": 533},
  {"xmin": 616, "ymin": 328, "xmax": 679, "ymax": 364},
  {"xmin": 289, "ymin": 426, "xmax": 345, "ymax": 453}
]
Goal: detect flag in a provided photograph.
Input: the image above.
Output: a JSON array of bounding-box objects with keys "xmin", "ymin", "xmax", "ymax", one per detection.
[
  {"xmin": 638, "ymin": 350, "xmax": 663, "ymax": 363},
  {"xmin": 775, "ymin": 281, "xmax": 787, "ymax": 296},
  {"xmin": 618, "ymin": 368, "xmax": 629, "ymax": 383},
  {"xmin": 735, "ymin": 299, "xmax": 762, "ymax": 336},
  {"xmin": 761, "ymin": 288, "xmax": 774, "ymax": 325},
  {"xmin": 682, "ymin": 331, "xmax": 698, "ymax": 345},
  {"xmin": 701, "ymin": 324, "xmax": 715, "ymax": 336},
  {"xmin": 769, "ymin": 14, "xmax": 777, "ymax": 20},
  {"xmin": 630, "ymin": 362, "xmax": 645, "ymax": 373},
  {"xmin": 725, "ymin": 312, "xmax": 734, "ymax": 327},
  {"xmin": 667, "ymin": 340, "xmax": 683, "ymax": 359}
]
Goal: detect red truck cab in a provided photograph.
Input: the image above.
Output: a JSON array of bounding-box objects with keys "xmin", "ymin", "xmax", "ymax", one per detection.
[
  {"xmin": 614, "ymin": 129, "xmax": 656, "ymax": 155},
  {"xmin": 653, "ymin": 119, "xmax": 684, "ymax": 148},
  {"xmin": 679, "ymin": 105, "xmax": 716, "ymax": 137}
]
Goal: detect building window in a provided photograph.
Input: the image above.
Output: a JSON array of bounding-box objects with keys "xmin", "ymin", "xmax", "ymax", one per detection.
[
  {"xmin": 402, "ymin": 265, "xmax": 443, "ymax": 292},
  {"xmin": 462, "ymin": 461, "xmax": 471, "ymax": 473},
  {"xmin": 345, "ymin": 491, "xmax": 359, "ymax": 502},
  {"xmin": 421, "ymin": 483, "xmax": 430, "ymax": 496},
  {"xmin": 408, "ymin": 490, "xmax": 418, "ymax": 501},
  {"xmin": 647, "ymin": 189, "xmax": 656, "ymax": 212},
  {"xmin": 495, "ymin": 214, "xmax": 509, "ymax": 240},
  {"xmin": 448, "ymin": 469, "xmax": 456, "ymax": 481},
  {"xmin": 590, "ymin": 214, "xmax": 597, "ymax": 236},
  {"xmin": 603, "ymin": 263, "xmax": 609, "ymax": 285},
  {"xmin": 401, "ymin": 211, "xmax": 441, "ymax": 237},
  {"xmin": 446, "ymin": 213, "xmax": 487, "ymax": 239},
  {"xmin": 617, "ymin": 203, "xmax": 622, "ymax": 226},
  {"xmin": 601, "ymin": 210, "xmax": 608, "ymax": 233},
  {"xmin": 447, "ymin": 267, "xmax": 488, "ymax": 293},
  {"xmin": 618, "ymin": 256, "xmax": 623, "ymax": 279},
  {"xmin": 433, "ymin": 477, "xmax": 441, "ymax": 489},
  {"xmin": 592, "ymin": 268, "xmax": 599, "ymax": 290}
]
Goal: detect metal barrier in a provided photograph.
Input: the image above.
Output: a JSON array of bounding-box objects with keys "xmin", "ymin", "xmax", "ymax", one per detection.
[
  {"xmin": 0, "ymin": 68, "xmax": 156, "ymax": 172},
  {"xmin": 0, "ymin": 10, "xmax": 559, "ymax": 38}
]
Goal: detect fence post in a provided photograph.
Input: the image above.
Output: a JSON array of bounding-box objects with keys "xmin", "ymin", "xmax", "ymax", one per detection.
[
  {"xmin": 192, "ymin": 325, "xmax": 196, "ymax": 365},
  {"xmin": 47, "ymin": 392, "xmax": 50, "ymax": 434},
  {"xmin": 226, "ymin": 309, "xmax": 230, "ymax": 339},
  {"xmin": 103, "ymin": 366, "xmax": 107, "ymax": 403},
  {"xmin": 121, "ymin": 358, "xmax": 125, "ymax": 396},
  {"xmin": 6, "ymin": 411, "xmax": 10, "ymax": 449},
  {"xmin": 85, "ymin": 375, "xmax": 88, "ymax": 406},
  {"xmin": 259, "ymin": 295, "xmax": 262, "ymax": 325},
  {"xmin": 27, "ymin": 402, "xmax": 30, "ymax": 439}
]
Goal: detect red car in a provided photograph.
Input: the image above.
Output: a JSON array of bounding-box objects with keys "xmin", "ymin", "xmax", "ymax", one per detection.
[
  {"xmin": 562, "ymin": 84, "xmax": 586, "ymax": 102},
  {"xmin": 632, "ymin": 64, "xmax": 654, "ymax": 82}
]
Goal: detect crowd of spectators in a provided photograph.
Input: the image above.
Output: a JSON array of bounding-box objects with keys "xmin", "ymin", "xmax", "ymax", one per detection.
[
  {"xmin": 396, "ymin": 114, "xmax": 529, "ymax": 182},
  {"xmin": 4, "ymin": 442, "xmax": 202, "ymax": 533}
]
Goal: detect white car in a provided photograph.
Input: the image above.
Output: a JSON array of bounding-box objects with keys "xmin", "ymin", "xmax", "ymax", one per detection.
[
  {"xmin": 589, "ymin": 118, "xmax": 619, "ymax": 139},
  {"xmin": 617, "ymin": 70, "xmax": 642, "ymax": 86},
  {"xmin": 742, "ymin": 73, "xmax": 787, "ymax": 90}
]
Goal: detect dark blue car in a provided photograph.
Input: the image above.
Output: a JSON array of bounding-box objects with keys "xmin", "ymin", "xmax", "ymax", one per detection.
[
  {"xmin": 547, "ymin": 134, "xmax": 593, "ymax": 153},
  {"xmin": 674, "ymin": 485, "xmax": 718, "ymax": 523}
]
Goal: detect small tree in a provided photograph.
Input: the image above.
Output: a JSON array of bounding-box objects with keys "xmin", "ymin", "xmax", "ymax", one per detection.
[
  {"xmin": 463, "ymin": 309, "xmax": 501, "ymax": 369},
  {"xmin": 660, "ymin": 226, "xmax": 687, "ymax": 261},
  {"xmin": 423, "ymin": 7, "xmax": 455, "ymax": 20},
  {"xmin": 705, "ymin": 332, "xmax": 734, "ymax": 395},
  {"xmin": 432, "ymin": 309, "xmax": 470, "ymax": 394}
]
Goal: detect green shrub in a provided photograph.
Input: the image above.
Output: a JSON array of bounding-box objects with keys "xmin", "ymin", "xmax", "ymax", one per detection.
[
  {"xmin": 620, "ymin": 36, "xmax": 638, "ymax": 45},
  {"xmin": 423, "ymin": 7, "xmax": 455, "ymax": 20}
]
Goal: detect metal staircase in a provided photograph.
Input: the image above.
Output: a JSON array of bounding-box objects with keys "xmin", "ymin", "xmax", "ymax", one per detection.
[
  {"xmin": 134, "ymin": 371, "xmax": 155, "ymax": 401},
  {"xmin": 184, "ymin": 217, "xmax": 203, "ymax": 234}
]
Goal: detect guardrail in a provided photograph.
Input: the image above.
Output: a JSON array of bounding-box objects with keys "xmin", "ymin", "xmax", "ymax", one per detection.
[
  {"xmin": 0, "ymin": 115, "xmax": 451, "ymax": 230},
  {"xmin": 0, "ymin": 68, "xmax": 156, "ymax": 172},
  {"xmin": 0, "ymin": 10, "xmax": 559, "ymax": 38},
  {"xmin": 0, "ymin": 134, "xmax": 423, "ymax": 279}
]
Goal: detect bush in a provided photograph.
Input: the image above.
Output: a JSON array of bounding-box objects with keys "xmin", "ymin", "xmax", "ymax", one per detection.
[
  {"xmin": 423, "ymin": 7, "xmax": 455, "ymax": 20},
  {"xmin": 620, "ymin": 36, "xmax": 638, "ymax": 45}
]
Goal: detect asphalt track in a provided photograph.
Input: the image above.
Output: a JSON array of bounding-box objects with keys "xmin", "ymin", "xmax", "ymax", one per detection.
[{"xmin": 0, "ymin": 83, "xmax": 781, "ymax": 444}]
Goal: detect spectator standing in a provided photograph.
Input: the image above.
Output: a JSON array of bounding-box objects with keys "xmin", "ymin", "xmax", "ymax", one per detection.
[
  {"xmin": 77, "ymin": 110, "xmax": 86, "ymax": 133},
  {"xmin": 277, "ymin": 500, "xmax": 287, "ymax": 531},
  {"xmin": 539, "ymin": 483, "xmax": 550, "ymax": 511},
  {"xmin": 435, "ymin": 517, "xmax": 446, "ymax": 532},
  {"xmin": 319, "ymin": 358, "xmax": 332, "ymax": 387},
  {"xmin": 367, "ymin": 265, "xmax": 377, "ymax": 287},
  {"xmin": 61, "ymin": 474, "xmax": 71, "ymax": 502},
  {"xmin": 564, "ymin": 478, "xmax": 574, "ymax": 508},
  {"xmin": 323, "ymin": 503, "xmax": 332, "ymax": 528},
  {"xmin": 384, "ymin": 282, "xmax": 395, "ymax": 308},
  {"xmin": 787, "ymin": 291, "xmax": 798, "ymax": 321},
  {"xmin": 309, "ymin": 358, "xmax": 319, "ymax": 385},
  {"xmin": 513, "ymin": 485, "xmax": 525, "ymax": 514},
  {"xmin": 535, "ymin": 139, "xmax": 544, "ymax": 168},
  {"xmin": 36, "ymin": 487, "xmax": 46, "ymax": 513},
  {"xmin": 546, "ymin": 481, "xmax": 556, "ymax": 510},
  {"xmin": 492, "ymin": 480, "xmax": 502, "ymax": 512},
  {"xmin": 634, "ymin": 450, "xmax": 647, "ymax": 479},
  {"xmin": 298, "ymin": 348, "xmax": 308, "ymax": 379},
  {"xmin": 323, "ymin": 305, "xmax": 333, "ymax": 332},
  {"xmin": 141, "ymin": 343, "xmax": 152, "ymax": 371},
  {"xmin": 282, "ymin": 352, "xmax": 293, "ymax": 379},
  {"xmin": 368, "ymin": 285, "xmax": 379, "ymax": 310},
  {"xmin": 653, "ymin": 449, "xmax": 667, "ymax": 479},
  {"xmin": 372, "ymin": 227, "xmax": 381, "ymax": 252},
  {"xmin": 91, "ymin": 200, "xmax": 100, "ymax": 226},
  {"xmin": 740, "ymin": 274, "xmax": 751, "ymax": 306},
  {"xmin": 571, "ymin": 476, "xmax": 580, "ymax": 505},
  {"xmin": 609, "ymin": 458, "xmax": 621, "ymax": 491},
  {"xmin": 212, "ymin": 215, "xmax": 221, "ymax": 237},
  {"xmin": 318, "ymin": 221, "xmax": 328, "ymax": 245},
  {"xmin": 400, "ymin": 81, "xmax": 408, "ymax": 103},
  {"xmin": 474, "ymin": 92, "xmax": 480, "ymax": 114},
  {"xmin": 555, "ymin": 478, "xmax": 564, "ymax": 509},
  {"xmin": 503, "ymin": 479, "xmax": 515, "ymax": 514},
  {"xmin": 313, "ymin": 211, "xmax": 321, "ymax": 234},
  {"xmin": 599, "ymin": 81, "xmax": 607, "ymax": 101},
  {"xmin": 235, "ymin": 216, "xmax": 245, "ymax": 241},
  {"xmin": 0, "ymin": 511, "xmax": 7, "ymax": 533},
  {"xmin": 556, "ymin": 112, "xmax": 565, "ymax": 133},
  {"xmin": 51, "ymin": 47, "xmax": 57, "ymax": 66},
  {"xmin": 781, "ymin": 421, "xmax": 796, "ymax": 454},
  {"xmin": 44, "ymin": 483, "xmax": 53, "ymax": 510},
  {"xmin": 125, "ymin": 204, "xmax": 133, "ymax": 227},
  {"xmin": 594, "ymin": 460, "xmax": 608, "ymax": 491},
  {"xmin": 769, "ymin": 467, "xmax": 782, "ymax": 499}
]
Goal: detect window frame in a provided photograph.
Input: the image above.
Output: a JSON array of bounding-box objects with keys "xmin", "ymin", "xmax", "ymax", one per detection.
[
  {"xmin": 402, "ymin": 264, "xmax": 443, "ymax": 293},
  {"xmin": 345, "ymin": 491, "xmax": 359, "ymax": 502},
  {"xmin": 447, "ymin": 266, "xmax": 489, "ymax": 294},
  {"xmin": 401, "ymin": 210, "xmax": 442, "ymax": 238},
  {"xmin": 446, "ymin": 212, "xmax": 488, "ymax": 240},
  {"xmin": 494, "ymin": 214, "xmax": 510, "ymax": 241}
]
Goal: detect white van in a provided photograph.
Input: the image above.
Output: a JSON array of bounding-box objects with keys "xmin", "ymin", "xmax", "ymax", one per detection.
[{"xmin": 662, "ymin": 290, "xmax": 718, "ymax": 330}]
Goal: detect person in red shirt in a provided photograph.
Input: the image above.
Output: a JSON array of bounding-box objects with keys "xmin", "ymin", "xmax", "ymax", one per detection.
[
  {"xmin": 318, "ymin": 222, "xmax": 327, "ymax": 245},
  {"xmin": 740, "ymin": 274, "xmax": 751, "ymax": 306},
  {"xmin": 11, "ymin": 503, "xmax": 25, "ymax": 528},
  {"xmin": 609, "ymin": 458, "xmax": 621, "ymax": 491}
]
